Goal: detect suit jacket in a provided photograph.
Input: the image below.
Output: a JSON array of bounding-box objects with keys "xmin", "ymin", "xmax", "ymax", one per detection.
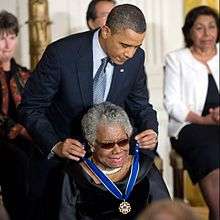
[
  {"xmin": 58, "ymin": 153, "xmax": 170, "ymax": 220},
  {"xmin": 19, "ymin": 30, "xmax": 158, "ymax": 156}
]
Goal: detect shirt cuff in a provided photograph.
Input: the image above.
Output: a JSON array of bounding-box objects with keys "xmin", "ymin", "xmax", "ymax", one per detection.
[{"xmin": 47, "ymin": 141, "xmax": 62, "ymax": 159}]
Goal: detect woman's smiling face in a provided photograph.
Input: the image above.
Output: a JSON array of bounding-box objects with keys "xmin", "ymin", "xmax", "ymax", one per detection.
[{"xmin": 93, "ymin": 123, "xmax": 130, "ymax": 169}]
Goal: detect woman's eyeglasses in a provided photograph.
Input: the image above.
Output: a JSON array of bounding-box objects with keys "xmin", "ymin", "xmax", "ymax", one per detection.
[{"xmin": 96, "ymin": 138, "xmax": 129, "ymax": 149}]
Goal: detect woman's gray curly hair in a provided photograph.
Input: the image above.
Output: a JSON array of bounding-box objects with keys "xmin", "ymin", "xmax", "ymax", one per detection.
[{"xmin": 81, "ymin": 102, "xmax": 133, "ymax": 145}]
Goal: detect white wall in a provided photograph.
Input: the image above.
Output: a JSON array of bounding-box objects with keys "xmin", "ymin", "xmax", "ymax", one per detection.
[{"xmin": 0, "ymin": 0, "xmax": 185, "ymax": 196}]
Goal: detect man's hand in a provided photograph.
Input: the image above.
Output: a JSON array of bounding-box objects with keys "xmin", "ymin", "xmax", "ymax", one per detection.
[
  {"xmin": 53, "ymin": 138, "xmax": 86, "ymax": 161},
  {"xmin": 8, "ymin": 123, "xmax": 32, "ymax": 140},
  {"xmin": 135, "ymin": 129, "xmax": 157, "ymax": 150},
  {"xmin": 8, "ymin": 123, "xmax": 23, "ymax": 139},
  {"xmin": 209, "ymin": 107, "xmax": 220, "ymax": 124},
  {"xmin": 200, "ymin": 112, "xmax": 218, "ymax": 125}
]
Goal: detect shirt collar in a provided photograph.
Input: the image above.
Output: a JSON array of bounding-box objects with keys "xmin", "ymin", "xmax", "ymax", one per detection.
[{"xmin": 93, "ymin": 29, "xmax": 107, "ymax": 63}]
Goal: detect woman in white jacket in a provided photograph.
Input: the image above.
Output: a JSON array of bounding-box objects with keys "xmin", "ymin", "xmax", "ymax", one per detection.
[{"xmin": 164, "ymin": 6, "xmax": 219, "ymax": 220}]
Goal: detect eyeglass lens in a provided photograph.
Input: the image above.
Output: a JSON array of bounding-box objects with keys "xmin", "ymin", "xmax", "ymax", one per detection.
[{"xmin": 98, "ymin": 138, "xmax": 129, "ymax": 149}]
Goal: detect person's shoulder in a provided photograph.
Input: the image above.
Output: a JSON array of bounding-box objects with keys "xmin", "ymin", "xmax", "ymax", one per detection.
[
  {"xmin": 65, "ymin": 160, "xmax": 82, "ymax": 176},
  {"xmin": 136, "ymin": 47, "xmax": 145, "ymax": 55},
  {"xmin": 165, "ymin": 47, "xmax": 190, "ymax": 64},
  {"xmin": 134, "ymin": 47, "xmax": 145, "ymax": 59},
  {"xmin": 139, "ymin": 152, "xmax": 154, "ymax": 166},
  {"xmin": 125, "ymin": 47, "xmax": 145, "ymax": 67},
  {"xmin": 11, "ymin": 58, "xmax": 30, "ymax": 72},
  {"xmin": 46, "ymin": 30, "xmax": 94, "ymax": 53},
  {"xmin": 166, "ymin": 47, "xmax": 188, "ymax": 58},
  {"xmin": 53, "ymin": 30, "xmax": 93, "ymax": 45}
]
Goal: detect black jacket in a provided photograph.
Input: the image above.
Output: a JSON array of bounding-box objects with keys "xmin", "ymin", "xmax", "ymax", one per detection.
[{"xmin": 59, "ymin": 153, "xmax": 170, "ymax": 220}]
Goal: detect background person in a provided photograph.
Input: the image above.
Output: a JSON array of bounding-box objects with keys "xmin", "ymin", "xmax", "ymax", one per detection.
[
  {"xmin": 59, "ymin": 102, "xmax": 169, "ymax": 220},
  {"xmin": 0, "ymin": 10, "xmax": 32, "ymax": 220},
  {"xmin": 137, "ymin": 199, "xmax": 199, "ymax": 220},
  {"xmin": 86, "ymin": 0, "xmax": 116, "ymax": 30},
  {"xmin": 164, "ymin": 6, "xmax": 219, "ymax": 220}
]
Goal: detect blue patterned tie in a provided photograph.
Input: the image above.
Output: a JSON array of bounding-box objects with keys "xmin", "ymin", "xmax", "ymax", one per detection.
[{"xmin": 93, "ymin": 57, "xmax": 109, "ymax": 104}]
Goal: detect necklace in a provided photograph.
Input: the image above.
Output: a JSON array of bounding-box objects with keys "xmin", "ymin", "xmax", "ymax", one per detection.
[
  {"xmin": 100, "ymin": 167, "xmax": 122, "ymax": 175},
  {"xmin": 91, "ymin": 157, "xmax": 122, "ymax": 175}
]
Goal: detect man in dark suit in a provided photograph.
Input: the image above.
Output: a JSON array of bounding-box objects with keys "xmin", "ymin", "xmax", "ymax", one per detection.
[
  {"xmin": 18, "ymin": 4, "xmax": 158, "ymax": 219},
  {"xmin": 19, "ymin": 4, "xmax": 158, "ymax": 161}
]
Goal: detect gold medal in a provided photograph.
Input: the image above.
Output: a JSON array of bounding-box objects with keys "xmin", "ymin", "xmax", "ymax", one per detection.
[{"xmin": 118, "ymin": 201, "xmax": 131, "ymax": 214}]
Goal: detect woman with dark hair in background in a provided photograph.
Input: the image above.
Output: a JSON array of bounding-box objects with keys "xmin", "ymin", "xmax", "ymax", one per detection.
[
  {"xmin": 0, "ymin": 10, "xmax": 32, "ymax": 220},
  {"xmin": 164, "ymin": 6, "xmax": 219, "ymax": 220}
]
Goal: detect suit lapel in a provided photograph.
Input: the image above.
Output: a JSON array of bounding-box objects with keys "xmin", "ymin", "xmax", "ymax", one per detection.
[
  {"xmin": 107, "ymin": 64, "xmax": 126, "ymax": 102},
  {"xmin": 76, "ymin": 32, "xmax": 94, "ymax": 108},
  {"xmin": 75, "ymin": 31, "xmax": 128, "ymax": 106}
]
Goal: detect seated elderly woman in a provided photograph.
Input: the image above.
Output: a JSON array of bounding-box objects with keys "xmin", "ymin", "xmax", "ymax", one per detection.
[{"xmin": 59, "ymin": 102, "xmax": 169, "ymax": 220}]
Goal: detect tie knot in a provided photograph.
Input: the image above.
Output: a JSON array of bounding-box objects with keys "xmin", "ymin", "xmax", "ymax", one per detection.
[{"xmin": 102, "ymin": 57, "xmax": 108, "ymax": 63}]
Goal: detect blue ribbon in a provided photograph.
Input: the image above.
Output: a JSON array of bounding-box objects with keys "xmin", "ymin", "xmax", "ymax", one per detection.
[{"xmin": 83, "ymin": 143, "xmax": 140, "ymax": 201}]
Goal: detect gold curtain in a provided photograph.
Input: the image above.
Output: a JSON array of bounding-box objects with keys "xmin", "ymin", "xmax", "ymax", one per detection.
[
  {"xmin": 184, "ymin": 0, "xmax": 219, "ymax": 15},
  {"xmin": 28, "ymin": 0, "xmax": 51, "ymax": 70}
]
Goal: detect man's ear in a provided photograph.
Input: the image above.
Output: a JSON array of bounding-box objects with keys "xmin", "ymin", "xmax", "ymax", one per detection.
[
  {"xmin": 88, "ymin": 19, "xmax": 96, "ymax": 30},
  {"xmin": 100, "ymin": 25, "xmax": 111, "ymax": 39}
]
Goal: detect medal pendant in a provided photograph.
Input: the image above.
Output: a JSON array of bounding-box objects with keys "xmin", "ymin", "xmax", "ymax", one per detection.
[{"xmin": 118, "ymin": 201, "xmax": 131, "ymax": 215}]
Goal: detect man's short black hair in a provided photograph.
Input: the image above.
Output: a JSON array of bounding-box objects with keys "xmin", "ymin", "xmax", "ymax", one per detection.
[
  {"xmin": 182, "ymin": 5, "xmax": 219, "ymax": 47},
  {"xmin": 86, "ymin": 0, "xmax": 116, "ymax": 22},
  {"xmin": 106, "ymin": 4, "xmax": 146, "ymax": 34},
  {"xmin": 0, "ymin": 10, "xmax": 19, "ymax": 36}
]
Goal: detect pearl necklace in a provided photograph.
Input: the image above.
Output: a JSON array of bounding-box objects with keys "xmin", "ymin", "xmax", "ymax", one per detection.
[
  {"xmin": 99, "ymin": 167, "xmax": 122, "ymax": 175},
  {"xmin": 91, "ymin": 157, "xmax": 122, "ymax": 175}
]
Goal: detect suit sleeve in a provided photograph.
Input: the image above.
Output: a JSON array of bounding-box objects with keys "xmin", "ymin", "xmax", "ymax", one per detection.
[
  {"xmin": 18, "ymin": 45, "xmax": 61, "ymax": 155},
  {"xmin": 126, "ymin": 50, "xmax": 158, "ymax": 134},
  {"xmin": 59, "ymin": 174, "xmax": 77, "ymax": 220}
]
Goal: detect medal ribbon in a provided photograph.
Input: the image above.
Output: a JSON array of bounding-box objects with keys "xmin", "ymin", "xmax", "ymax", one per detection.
[{"xmin": 83, "ymin": 143, "xmax": 139, "ymax": 201}]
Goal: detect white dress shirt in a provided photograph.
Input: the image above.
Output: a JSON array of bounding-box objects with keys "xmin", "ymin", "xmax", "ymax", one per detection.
[{"xmin": 92, "ymin": 30, "xmax": 114, "ymax": 100}]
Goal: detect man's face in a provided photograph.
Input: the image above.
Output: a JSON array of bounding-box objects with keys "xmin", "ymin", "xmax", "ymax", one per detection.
[
  {"xmin": 100, "ymin": 27, "xmax": 145, "ymax": 65},
  {"xmin": 89, "ymin": 1, "xmax": 115, "ymax": 30},
  {"xmin": 0, "ymin": 32, "xmax": 17, "ymax": 63}
]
